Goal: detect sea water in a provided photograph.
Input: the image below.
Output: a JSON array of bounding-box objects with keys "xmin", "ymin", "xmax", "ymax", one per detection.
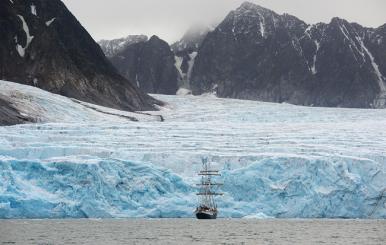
[{"xmin": 0, "ymin": 219, "xmax": 385, "ymax": 244}]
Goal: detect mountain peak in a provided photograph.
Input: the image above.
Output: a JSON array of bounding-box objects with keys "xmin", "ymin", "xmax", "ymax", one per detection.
[
  {"xmin": 98, "ymin": 35, "xmax": 148, "ymax": 57},
  {"xmin": 233, "ymin": 1, "xmax": 278, "ymax": 22},
  {"xmin": 238, "ymin": 1, "xmax": 271, "ymax": 13},
  {"xmin": 149, "ymin": 35, "xmax": 160, "ymax": 41},
  {"xmin": 239, "ymin": 1, "xmax": 260, "ymax": 9},
  {"xmin": 148, "ymin": 35, "xmax": 168, "ymax": 45},
  {"xmin": 330, "ymin": 17, "xmax": 349, "ymax": 26}
]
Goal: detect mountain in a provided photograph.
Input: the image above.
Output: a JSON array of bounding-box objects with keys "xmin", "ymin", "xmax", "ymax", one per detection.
[
  {"xmin": 190, "ymin": 2, "xmax": 386, "ymax": 108},
  {"xmin": 110, "ymin": 35, "xmax": 179, "ymax": 95},
  {"xmin": 172, "ymin": 24, "xmax": 212, "ymax": 90},
  {"xmin": 0, "ymin": 0, "xmax": 157, "ymax": 111},
  {"xmin": 98, "ymin": 35, "xmax": 148, "ymax": 58}
]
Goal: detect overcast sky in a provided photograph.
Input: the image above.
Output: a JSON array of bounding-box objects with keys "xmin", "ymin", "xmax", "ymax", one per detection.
[{"xmin": 62, "ymin": 0, "xmax": 386, "ymax": 44}]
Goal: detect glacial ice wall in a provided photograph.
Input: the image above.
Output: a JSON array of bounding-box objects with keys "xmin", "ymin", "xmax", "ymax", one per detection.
[
  {"xmin": 0, "ymin": 81, "xmax": 385, "ymax": 218},
  {"xmin": 1, "ymin": 155, "xmax": 385, "ymax": 218},
  {"xmin": 221, "ymin": 156, "xmax": 386, "ymax": 218},
  {"xmin": 0, "ymin": 157, "xmax": 194, "ymax": 218}
]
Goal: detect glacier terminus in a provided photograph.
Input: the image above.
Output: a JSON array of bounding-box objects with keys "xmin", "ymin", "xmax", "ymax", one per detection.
[{"xmin": 0, "ymin": 81, "xmax": 385, "ymax": 219}]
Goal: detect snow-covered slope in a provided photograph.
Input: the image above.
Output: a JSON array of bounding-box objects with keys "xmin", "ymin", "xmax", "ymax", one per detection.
[
  {"xmin": 0, "ymin": 83, "xmax": 385, "ymax": 218},
  {"xmin": 0, "ymin": 80, "xmax": 161, "ymax": 123}
]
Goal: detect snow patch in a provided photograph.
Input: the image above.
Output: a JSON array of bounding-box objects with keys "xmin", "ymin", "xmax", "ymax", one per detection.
[
  {"xmin": 377, "ymin": 37, "xmax": 383, "ymax": 45},
  {"xmin": 174, "ymin": 56, "xmax": 184, "ymax": 78},
  {"xmin": 45, "ymin": 18, "xmax": 56, "ymax": 27},
  {"xmin": 15, "ymin": 15, "xmax": 34, "ymax": 58},
  {"xmin": 16, "ymin": 44, "xmax": 25, "ymax": 57},
  {"xmin": 303, "ymin": 24, "xmax": 319, "ymax": 41},
  {"xmin": 311, "ymin": 41, "xmax": 320, "ymax": 75},
  {"xmin": 258, "ymin": 13, "xmax": 266, "ymax": 38},
  {"xmin": 304, "ymin": 25, "xmax": 312, "ymax": 37},
  {"xmin": 135, "ymin": 74, "xmax": 140, "ymax": 88},
  {"xmin": 231, "ymin": 14, "xmax": 238, "ymax": 40},
  {"xmin": 176, "ymin": 88, "xmax": 192, "ymax": 96},
  {"xmin": 31, "ymin": 4, "xmax": 37, "ymax": 16},
  {"xmin": 355, "ymin": 36, "xmax": 386, "ymax": 92},
  {"xmin": 339, "ymin": 24, "xmax": 365, "ymax": 62},
  {"xmin": 187, "ymin": 52, "xmax": 198, "ymax": 81}
]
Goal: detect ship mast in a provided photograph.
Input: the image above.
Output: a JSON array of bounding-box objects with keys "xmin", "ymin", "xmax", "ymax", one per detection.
[{"xmin": 196, "ymin": 161, "xmax": 223, "ymax": 209}]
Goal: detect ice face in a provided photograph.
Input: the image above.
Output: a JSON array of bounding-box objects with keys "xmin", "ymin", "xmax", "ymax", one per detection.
[
  {"xmin": 221, "ymin": 157, "xmax": 386, "ymax": 218},
  {"xmin": 0, "ymin": 157, "xmax": 194, "ymax": 218},
  {"xmin": 0, "ymin": 81, "xmax": 385, "ymax": 218},
  {"xmin": 1, "ymin": 156, "xmax": 384, "ymax": 218}
]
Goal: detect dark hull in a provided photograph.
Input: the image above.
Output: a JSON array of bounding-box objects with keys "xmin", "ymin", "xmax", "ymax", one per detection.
[{"xmin": 196, "ymin": 212, "xmax": 217, "ymax": 219}]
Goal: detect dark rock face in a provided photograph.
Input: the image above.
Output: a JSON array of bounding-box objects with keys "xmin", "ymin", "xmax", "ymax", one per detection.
[
  {"xmin": 98, "ymin": 35, "xmax": 148, "ymax": 58},
  {"xmin": 110, "ymin": 36, "xmax": 179, "ymax": 95},
  {"xmin": 0, "ymin": 97, "xmax": 34, "ymax": 126},
  {"xmin": 191, "ymin": 1, "xmax": 386, "ymax": 108},
  {"xmin": 0, "ymin": 0, "xmax": 157, "ymax": 111}
]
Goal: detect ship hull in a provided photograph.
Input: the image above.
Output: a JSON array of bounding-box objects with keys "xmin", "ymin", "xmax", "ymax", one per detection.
[{"xmin": 195, "ymin": 211, "xmax": 217, "ymax": 219}]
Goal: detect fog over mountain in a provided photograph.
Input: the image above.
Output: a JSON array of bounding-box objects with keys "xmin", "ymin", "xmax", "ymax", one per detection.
[{"xmin": 62, "ymin": 0, "xmax": 386, "ymax": 43}]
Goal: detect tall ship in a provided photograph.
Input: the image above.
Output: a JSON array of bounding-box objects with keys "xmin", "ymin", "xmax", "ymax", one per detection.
[{"xmin": 195, "ymin": 161, "xmax": 223, "ymax": 219}]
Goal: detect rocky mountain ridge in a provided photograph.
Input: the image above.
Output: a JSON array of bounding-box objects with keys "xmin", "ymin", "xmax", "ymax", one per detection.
[
  {"xmin": 190, "ymin": 2, "xmax": 386, "ymax": 108},
  {"xmin": 98, "ymin": 35, "xmax": 148, "ymax": 58}
]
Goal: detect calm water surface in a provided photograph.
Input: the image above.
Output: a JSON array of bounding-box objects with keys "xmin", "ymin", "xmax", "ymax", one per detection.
[{"xmin": 0, "ymin": 219, "xmax": 385, "ymax": 245}]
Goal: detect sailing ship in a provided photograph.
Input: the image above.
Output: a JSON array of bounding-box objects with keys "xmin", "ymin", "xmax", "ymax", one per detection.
[{"xmin": 195, "ymin": 160, "xmax": 223, "ymax": 219}]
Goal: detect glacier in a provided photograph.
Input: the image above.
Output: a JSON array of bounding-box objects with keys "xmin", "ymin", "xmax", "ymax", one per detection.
[{"xmin": 0, "ymin": 80, "xmax": 385, "ymax": 218}]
